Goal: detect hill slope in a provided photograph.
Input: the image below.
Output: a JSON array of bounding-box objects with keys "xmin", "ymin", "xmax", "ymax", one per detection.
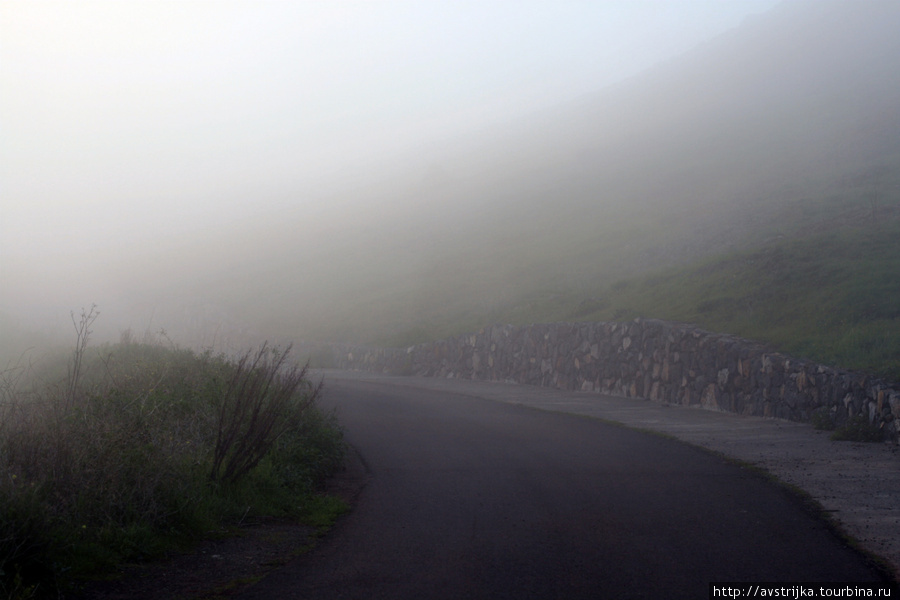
[{"xmin": 115, "ymin": 1, "xmax": 900, "ymax": 376}]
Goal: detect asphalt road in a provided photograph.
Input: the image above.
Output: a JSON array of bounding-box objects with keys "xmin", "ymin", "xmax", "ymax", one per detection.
[{"xmin": 239, "ymin": 376, "xmax": 891, "ymax": 599}]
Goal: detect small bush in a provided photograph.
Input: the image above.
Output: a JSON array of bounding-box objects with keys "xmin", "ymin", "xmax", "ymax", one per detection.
[
  {"xmin": 811, "ymin": 407, "xmax": 836, "ymax": 431},
  {"xmin": 830, "ymin": 416, "xmax": 884, "ymax": 442},
  {"xmin": 0, "ymin": 335, "xmax": 344, "ymax": 597},
  {"xmin": 210, "ymin": 344, "xmax": 323, "ymax": 484}
]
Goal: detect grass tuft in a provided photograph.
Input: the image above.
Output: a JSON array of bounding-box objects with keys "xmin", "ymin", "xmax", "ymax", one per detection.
[
  {"xmin": 829, "ymin": 416, "xmax": 884, "ymax": 443},
  {"xmin": 810, "ymin": 407, "xmax": 836, "ymax": 431}
]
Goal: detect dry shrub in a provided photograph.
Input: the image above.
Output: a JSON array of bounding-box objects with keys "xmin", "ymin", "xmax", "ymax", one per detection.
[{"xmin": 210, "ymin": 344, "xmax": 322, "ymax": 484}]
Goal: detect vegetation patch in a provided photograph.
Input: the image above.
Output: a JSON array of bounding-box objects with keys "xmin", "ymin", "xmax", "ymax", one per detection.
[
  {"xmin": 342, "ymin": 159, "xmax": 900, "ymax": 386},
  {"xmin": 0, "ymin": 311, "xmax": 345, "ymax": 598},
  {"xmin": 553, "ymin": 221, "xmax": 900, "ymax": 381},
  {"xmin": 810, "ymin": 407, "xmax": 836, "ymax": 431},
  {"xmin": 829, "ymin": 416, "xmax": 884, "ymax": 443}
]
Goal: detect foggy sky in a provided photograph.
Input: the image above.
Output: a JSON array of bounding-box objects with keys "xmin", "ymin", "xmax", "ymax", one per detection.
[{"xmin": 1, "ymin": 1, "xmax": 782, "ymax": 341}]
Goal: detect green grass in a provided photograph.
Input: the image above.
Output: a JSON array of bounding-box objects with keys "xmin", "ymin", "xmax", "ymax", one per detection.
[
  {"xmin": 829, "ymin": 417, "xmax": 885, "ymax": 443},
  {"xmin": 375, "ymin": 219, "xmax": 900, "ymax": 382},
  {"xmin": 0, "ymin": 339, "xmax": 345, "ymax": 598},
  {"xmin": 572, "ymin": 223, "xmax": 900, "ymax": 380},
  {"xmin": 336, "ymin": 155, "xmax": 900, "ymax": 385}
]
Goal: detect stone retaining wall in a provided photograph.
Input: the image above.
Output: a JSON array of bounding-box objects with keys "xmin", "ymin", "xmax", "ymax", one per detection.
[{"xmin": 313, "ymin": 319, "xmax": 899, "ymax": 441}]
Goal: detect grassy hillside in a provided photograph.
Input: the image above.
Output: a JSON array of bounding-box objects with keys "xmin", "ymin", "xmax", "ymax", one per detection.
[
  {"xmin": 369, "ymin": 162, "xmax": 900, "ymax": 381},
  {"xmin": 574, "ymin": 223, "xmax": 900, "ymax": 381},
  {"xmin": 189, "ymin": 1, "xmax": 898, "ymax": 341}
]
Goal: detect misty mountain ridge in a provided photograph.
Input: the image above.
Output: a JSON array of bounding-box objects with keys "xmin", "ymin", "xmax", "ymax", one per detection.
[{"xmin": 72, "ymin": 1, "xmax": 900, "ymax": 369}]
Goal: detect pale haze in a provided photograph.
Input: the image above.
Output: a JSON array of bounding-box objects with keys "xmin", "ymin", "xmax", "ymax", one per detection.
[{"xmin": 0, "ymin": 0, "xmax": 838, "ymax": 347}]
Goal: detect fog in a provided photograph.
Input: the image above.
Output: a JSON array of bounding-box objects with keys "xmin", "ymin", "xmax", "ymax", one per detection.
[{"xmin": 3, "ymin": 1, "xmax": 898, "ymax": 355}]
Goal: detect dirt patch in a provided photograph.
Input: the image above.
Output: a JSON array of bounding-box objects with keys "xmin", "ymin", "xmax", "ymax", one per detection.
[
  {"xmin": 69, "ymin": 520, "xmax": 318, "ymax": 600},
  {"xmin": 68, "ymin": 447, "xmax": 369, "ymax": 600}
]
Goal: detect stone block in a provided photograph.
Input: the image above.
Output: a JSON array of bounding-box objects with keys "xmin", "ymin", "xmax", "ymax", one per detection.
[{"xmin": 701, "ymin": 383, "xmax": 719, "ymax": 410}]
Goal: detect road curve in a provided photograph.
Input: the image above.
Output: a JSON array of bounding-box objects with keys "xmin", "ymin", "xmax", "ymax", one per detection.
[{"xmin": 239, "ymin": 376, "xmax": 891, "ymax": 599}]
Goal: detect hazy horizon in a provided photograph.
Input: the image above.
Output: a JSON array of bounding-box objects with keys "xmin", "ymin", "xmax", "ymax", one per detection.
[{"xmin": 5, "ymin": 0, "xmax": 897, "ymax": 354}]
